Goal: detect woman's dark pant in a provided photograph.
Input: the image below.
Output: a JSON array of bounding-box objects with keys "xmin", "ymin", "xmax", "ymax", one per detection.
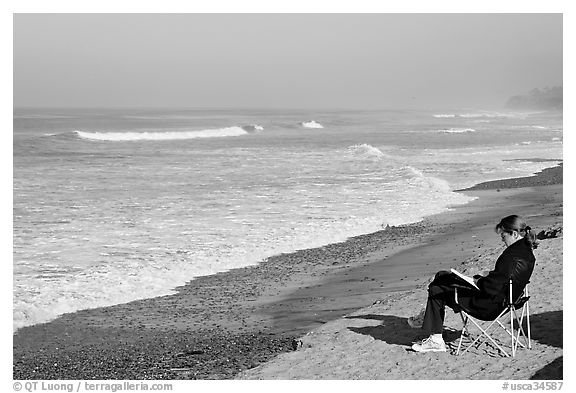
[{"xmin": 422, "ymin": 270, "xmax": 475, "ymax": 335}]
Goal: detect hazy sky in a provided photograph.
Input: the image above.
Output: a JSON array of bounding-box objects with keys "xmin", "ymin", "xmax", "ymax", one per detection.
[{"xmin": 13, "ymin": 13, "xmax": 562, "ymax": 109}]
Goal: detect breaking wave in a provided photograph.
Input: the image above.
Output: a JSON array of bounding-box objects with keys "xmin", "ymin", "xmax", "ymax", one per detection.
[
  {"xmin": 300, "ymin": 120, "xmax": 324, "ymax": 129},
  {"xmin": 438, "ymin": 128, "xmax": 476, "ymax": 133},
  {"xmin": 403, "ymin": 166, "xmax": 452, "ymax": 193},
  {"xmin": 74, "ymin": 126, "xmax": 250, "ymax": 141},
  {"xmin": 348, "ymin": 144, "xmax": 388, "ymax": 160}
]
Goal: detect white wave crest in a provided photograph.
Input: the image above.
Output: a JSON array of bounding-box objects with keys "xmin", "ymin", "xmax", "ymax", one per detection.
[
  {"xmin": 75, "ymin": 126, "xmax": 249, "ymax": 141},
  {"xmin": 404, "ymin": 166, "xmax": 452, "ymax": 193},
  {"xmin": 438, "ymin": 128, "xmax": 476, "ymax": 133},
  {"xmin": 511, "ymin": 125, "xmax": 549, "ymax": 130},
  {"xmin": 459, "ymin": 113, "xmax": 499, "ymax": 118},
  {"xmin": 433, "ymin": 114, "xmax": 457, "ymax": 118},
  {"xmin": 300, "ymin": 120, "xmax": 324, "ymax": 129},
  {"xmin": 348, "ymin": 144, "xmax": 387, "ymax": 160}
]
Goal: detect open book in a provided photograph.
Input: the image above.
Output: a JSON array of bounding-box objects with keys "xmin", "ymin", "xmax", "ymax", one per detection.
[{"xmin": 450, "ymin": 268, "xmax": 480, "ymax": 290}]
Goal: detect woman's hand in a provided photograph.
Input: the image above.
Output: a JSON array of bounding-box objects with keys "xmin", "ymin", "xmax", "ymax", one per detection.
[{"xmin": 473, "ymin": 270, "xmax": 490, "ymax": 279}]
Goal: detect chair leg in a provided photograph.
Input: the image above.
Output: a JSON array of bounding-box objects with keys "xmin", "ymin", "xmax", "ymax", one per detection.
[
  {"xmin": 510, "ymin": 308, "xmax": 530, "ymax": 352},
  {"xmin": 512, "ymin": 307, "xmax": 530, "ymax": 351},
  {"xmin": 511, "ymin": 305, "xmax": 515, "ymax": 357},
  {"xmin": 525, "ymin": 285, "xmax": 532, "ymax": 349},
  {"xmin": 526, "ymin": 303, "xmax": 532, "ymax": 349},
  {"xmin": 459, "ymin": 315, "xmax": 510, "ymax": 357},
  {"xmin": 470, "ymin": 308, "xmax": 512, "ymax": 354},
  {"xmin": 496, "ymin": 319, "xmax": 526, "ymax": 349},
  {"xmin": 456, "ymin": 313, "xmax": 468, "ymax": 355}
]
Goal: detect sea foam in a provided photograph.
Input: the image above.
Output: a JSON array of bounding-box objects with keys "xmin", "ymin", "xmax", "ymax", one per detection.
[
  {"xmin": 74, "ymin": 126, "xmax": 249, "ymax": 141},
  {"xmin": 438, "ymin": 128, "xmax": 476, "ymax": 133},
  {"xmin": 403, "ymin": 166, "xmax": 452, "ymax": 193},
  {"xmin": 433, "ymin": 114, "xmax": 457, "ymax": 118},
  {"xmin": 348, "ymin": 144, "xmax": 388, "ymax": 160},
  {"xmin": 300, "ymin": 120, "xmax": 324, "ymax": 129}
]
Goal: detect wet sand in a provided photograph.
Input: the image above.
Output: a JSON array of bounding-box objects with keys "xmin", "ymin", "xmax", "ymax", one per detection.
[{"xmin": 13, "ymin": 165, "xmax": 563, "ymax": 380}]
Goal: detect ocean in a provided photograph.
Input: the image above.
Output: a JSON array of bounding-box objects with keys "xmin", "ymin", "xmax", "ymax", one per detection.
[{"xmin": 13, "ymin": 107, "xmax": 563, "ymax": 331}]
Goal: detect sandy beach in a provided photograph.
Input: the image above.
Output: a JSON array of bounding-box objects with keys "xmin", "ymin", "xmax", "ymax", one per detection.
[{"xmin": 13, "ymin": 165, "xmax": 563, "ymax": 380}]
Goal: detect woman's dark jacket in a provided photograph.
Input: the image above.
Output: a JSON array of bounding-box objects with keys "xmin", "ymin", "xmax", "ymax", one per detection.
[{"xmin": 459, "ymin": 238, "xmax": 535, "ymax": 320}]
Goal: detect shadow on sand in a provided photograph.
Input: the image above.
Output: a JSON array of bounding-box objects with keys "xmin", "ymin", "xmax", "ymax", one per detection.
[
  {"xmin": 529, "ymin": 310, "xmax": 563, "ymax": 349},
  {"xmin": 529, "ymin": 310, "xmax": 563, "ymax": 380},
  {"xmin": 345, "ymin": 314, "xmax": 460, "ymax": 348},
  {"xmin": 346, "ymin": 314, "xmax": 417, "ymax": 347},
  {"xmin": 530, "ymin": 356, "xmax": 563, "ymax": 380},
  {"xmin": 346, "ymin": 309, "xmax": 562, "ymax": 358}
]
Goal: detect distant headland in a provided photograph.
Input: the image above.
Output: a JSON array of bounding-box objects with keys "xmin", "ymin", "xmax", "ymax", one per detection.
[{"xmin": 506, "ymin": 86, "xmax": 563, "ymax": 111}]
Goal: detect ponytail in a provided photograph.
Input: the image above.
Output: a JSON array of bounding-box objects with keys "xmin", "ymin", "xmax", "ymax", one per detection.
[{"xmin": 522, "ymin": 226, "xmax": 538, "ymax": 249}]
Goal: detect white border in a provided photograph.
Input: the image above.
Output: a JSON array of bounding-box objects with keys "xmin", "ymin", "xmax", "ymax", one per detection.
[{"xmin": 4, "ymin": 2, "xmax": 571, "ymax": 390}]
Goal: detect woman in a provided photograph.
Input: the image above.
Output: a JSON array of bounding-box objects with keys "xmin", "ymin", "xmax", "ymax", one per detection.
[{"xmin": 408, "ymin": 215, "xmax": 537, "ymax": 353}]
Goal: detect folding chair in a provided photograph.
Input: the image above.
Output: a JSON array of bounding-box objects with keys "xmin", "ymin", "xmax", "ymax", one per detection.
[{"xmin": 454, "ymin": 279, "xmax": 531, "ymax": 357}]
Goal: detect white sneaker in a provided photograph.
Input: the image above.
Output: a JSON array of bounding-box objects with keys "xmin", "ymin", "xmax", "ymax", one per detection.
[
  {"xmin": 407, "ymin": 309, "xmax": 426, "ymax": 329},
  {"xmin": 412, "ymin": 336, "xmax": 447, "ymax": 353}
]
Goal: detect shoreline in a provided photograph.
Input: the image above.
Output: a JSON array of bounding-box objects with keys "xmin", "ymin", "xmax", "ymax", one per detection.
[
  {"xmin": 13, "ymin": 164, "xmax": 563, "ymax": 379},
  {"xmin": 457, "ymin": 162, "xmax": 563, "ymax": 191}
]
